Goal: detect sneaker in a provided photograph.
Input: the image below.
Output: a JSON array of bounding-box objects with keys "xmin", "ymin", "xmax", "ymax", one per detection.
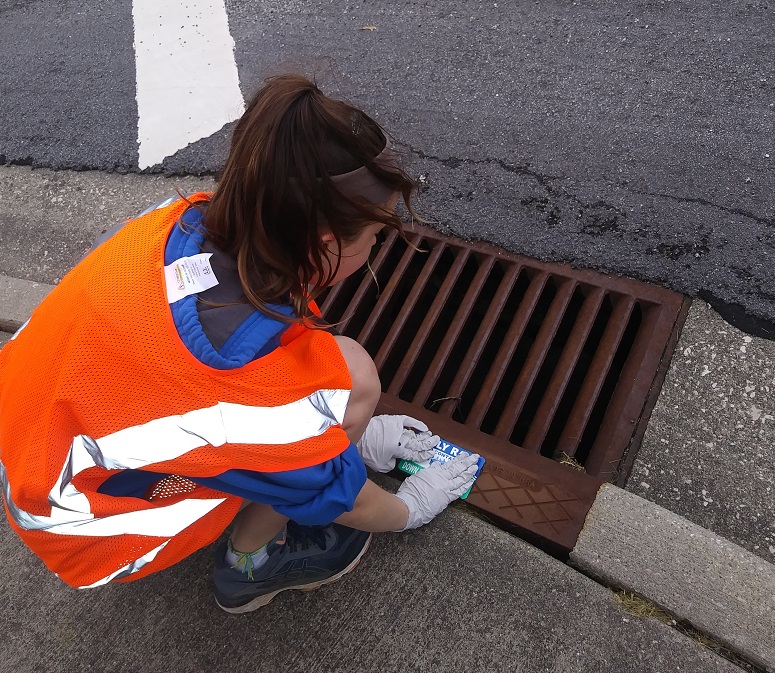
[{"xmin": 213, "ymin": 521, "xmax": 373, "ymax": 614}]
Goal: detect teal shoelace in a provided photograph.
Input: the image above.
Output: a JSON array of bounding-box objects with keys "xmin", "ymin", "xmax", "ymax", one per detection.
[{"xmin": 228, "ymin": 538, "xmax": 264, "ymax": 581}]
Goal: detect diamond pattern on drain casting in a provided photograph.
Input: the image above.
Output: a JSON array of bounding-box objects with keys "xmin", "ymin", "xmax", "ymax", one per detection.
[{"xmin": 469, "ymin": 474, "xmax": 581, "ymax": 534}]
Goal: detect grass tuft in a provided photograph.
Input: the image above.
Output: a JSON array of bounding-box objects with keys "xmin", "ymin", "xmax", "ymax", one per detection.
[
  {"xmin": 614, "ymin": 591, "xmax": 675, "ymax": 624},
  {"xmin": 613, "ymin": 590, "xmax": 763, "ymax": 672},
  {"xmin": 553, "ymin": 451, "xmax": 586, "ymax": 472}
]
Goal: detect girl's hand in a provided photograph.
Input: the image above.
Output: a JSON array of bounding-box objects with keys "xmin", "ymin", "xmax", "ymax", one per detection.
[
  {"xmin": 356, "ymin": 414, "xmax": 439, "ymax": 473},
  {"xmin": 394, "ymin": 453, "xmax": 480, "ymax": 530}
]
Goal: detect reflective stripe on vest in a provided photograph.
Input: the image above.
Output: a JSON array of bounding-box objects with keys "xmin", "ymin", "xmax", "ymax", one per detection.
[
  {"xmin": 79, "ymin": 540, "xmax": 170, "ymax": 588},
  {"xmin": 0, "ymin": 387, "xmax": 349, "ymax": 586}
]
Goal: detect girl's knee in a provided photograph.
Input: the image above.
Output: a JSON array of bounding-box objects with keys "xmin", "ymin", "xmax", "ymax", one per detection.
[{"xmin": 333, "ymin": 335, "xmax": 381, "ymax": 404}]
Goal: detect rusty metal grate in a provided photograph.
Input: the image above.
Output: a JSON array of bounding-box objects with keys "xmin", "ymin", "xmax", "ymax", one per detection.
[{"xmin": 321, "ymin": 224, "xmax": 689, "ymax": 556}]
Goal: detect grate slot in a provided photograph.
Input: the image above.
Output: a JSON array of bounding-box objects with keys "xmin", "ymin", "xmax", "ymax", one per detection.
[
  {"xmin": 337, "ymin": 233, "xmax": 422, "ymax": 334},
  {"xmin": 539, "ymin": 295, "xmax": 614, "ymax": 458},
  {"xmin": 506, "ymin": 286, "xmax": 588, "ymax": 447},
  {"xmin": 360, "ymin": 242, "xmax": 447, "ymax": 348},
  {"xmin": 318, "ymin": 228, "xmax": 399, "ymax": 320},
  {"xmin": 493, "ymin": 280, "xmax": 578, "ymax": 439},
  {"xmin": 377, "ymin": 246, "xmax": 460, "ymax": 391},
  {"xmin": 410, "ymin": 255, "xmax": 497, "ymax": 405},
  {"xmin": 382, "ymin": 248, "xmax": 471, "ymax": 380},
  {"xmin": 573, "ymin": 303, "xmax": 643, "ymax": 470},
  {"xmin": 521, "ymin": 287, "xmax": 606, "ymax": 453},
  {"xmin": 467, "ymin": 271, "xmax": 551, "ymax": 429},
  {"xmin": 438, "ymin": 263, "xmax": 523, "ymax": 416},
  {"xmin": 554, "ymin": 296, "xmax": 636, "ymax": 458},
  {"xmin": 583, "ymin": 302, "xmax": 664, "ymax": 477},
  {"xmin": 574, "ymin": 303, "xmax": 643, "ymax": 470},
  {"xmin": 453, "ymin": 270, "xmax": 533, "ymax": 424}
]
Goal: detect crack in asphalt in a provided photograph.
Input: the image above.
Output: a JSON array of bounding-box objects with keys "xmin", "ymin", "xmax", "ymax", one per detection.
[
  {"xmin": 404, "ymin": 145, "xmax": 774, "ymax": 232},
  {"xmin": 633, "ymin": 191, "xmax": 775, "ymax": 227},
  {"xmin": 401, "ymin": 143, "xmax": 561, "ymax": 187},
  {"xmin": 402, "ymin": 144, "xmax": 628, "ymax": 224}
]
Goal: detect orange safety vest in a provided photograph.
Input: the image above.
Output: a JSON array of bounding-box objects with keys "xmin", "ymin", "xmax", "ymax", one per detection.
[{"xmin": 0, "ymin": 193, "xmax": 352, "ymax": 588}]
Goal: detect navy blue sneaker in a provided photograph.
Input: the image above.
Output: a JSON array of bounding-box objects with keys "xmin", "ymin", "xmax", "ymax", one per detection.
[{"xmin": 213, "ymin": 521, "xmax": 372, "ymax": 613}]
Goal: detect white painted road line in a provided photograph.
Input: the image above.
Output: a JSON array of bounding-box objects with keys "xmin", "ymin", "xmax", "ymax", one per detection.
[{"xmin": 132, "ymin": 0, "xmax": 245, "ymax": 169}]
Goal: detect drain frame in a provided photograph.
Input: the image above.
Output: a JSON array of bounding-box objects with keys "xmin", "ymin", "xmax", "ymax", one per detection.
[
  {"xmin": 322, "ymin": 223, "xmax": 690, "ymax": 556},
  {"xmin": 375, "ymin": 393, "xmax": 604, "ymax": 557}
]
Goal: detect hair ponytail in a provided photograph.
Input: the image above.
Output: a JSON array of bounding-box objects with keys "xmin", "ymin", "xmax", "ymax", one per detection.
[{"xmin": 202, "ymin": 74, "xmax": 419, "ymax": 322}]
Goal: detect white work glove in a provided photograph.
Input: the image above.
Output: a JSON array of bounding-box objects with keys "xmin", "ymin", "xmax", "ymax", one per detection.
[
  {"xmin": 356, "ymin": 415, "xmax": 439, "ymax": 473},
  {"xmin": 394, "ymin": 452, "xmax": 480, "ymax": 531}
]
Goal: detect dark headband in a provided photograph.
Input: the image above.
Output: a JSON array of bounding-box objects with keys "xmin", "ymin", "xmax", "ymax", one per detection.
[{"xmin": 330, "ymin": 144, "xmax": 400, "ymax": 206}]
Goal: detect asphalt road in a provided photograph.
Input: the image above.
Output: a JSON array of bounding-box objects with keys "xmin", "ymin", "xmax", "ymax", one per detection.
[{"xmin": 1, "ymin": 0, "xmax": 773, "ymax": 335}]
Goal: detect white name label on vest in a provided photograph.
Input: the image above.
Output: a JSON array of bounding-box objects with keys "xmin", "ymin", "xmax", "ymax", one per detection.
[{"xmin": 164, "ymin": 253, "xmax": 219, "ymax": 303}]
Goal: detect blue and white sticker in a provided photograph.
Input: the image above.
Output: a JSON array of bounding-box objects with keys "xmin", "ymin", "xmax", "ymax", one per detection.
[{"xmin": 396, "ymin": 438, "xmax": 485, "ymax": 499}]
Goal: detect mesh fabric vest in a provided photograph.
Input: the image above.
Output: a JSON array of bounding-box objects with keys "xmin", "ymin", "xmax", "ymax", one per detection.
[{"xmin": 0, "ymin": 194, "xmax": 352, "ymax": 588}]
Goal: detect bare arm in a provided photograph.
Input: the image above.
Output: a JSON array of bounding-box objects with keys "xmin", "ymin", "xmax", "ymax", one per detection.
[{"xmin": 334, "ymin": 479, "xmax": 409, "ymax": 532}]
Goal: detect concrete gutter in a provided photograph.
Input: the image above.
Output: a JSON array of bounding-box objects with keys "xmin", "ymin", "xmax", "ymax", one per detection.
[{"xmin": 570, "ymin": 483, "xmax": 775, "ymax": 671}]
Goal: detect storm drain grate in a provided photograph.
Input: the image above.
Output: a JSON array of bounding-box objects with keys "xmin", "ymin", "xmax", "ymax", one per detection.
[{"xmin": 321, "ymin": 224, "xmax": 689, "ymax": 555}]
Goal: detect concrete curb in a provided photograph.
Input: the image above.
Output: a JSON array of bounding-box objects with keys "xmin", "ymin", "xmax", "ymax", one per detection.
[
  {"xmin": 0, "ymin": 274, "xmax": 54, "ymax": 333},
  {"xmin": 570, "ymin": 483, "xmax": 775, "ymax": 671}
]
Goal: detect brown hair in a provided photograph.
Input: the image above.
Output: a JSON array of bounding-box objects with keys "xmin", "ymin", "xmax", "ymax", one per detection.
[{"xmin": 202, "ymin": 74, "xmax": 419, "ymax": 322}]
